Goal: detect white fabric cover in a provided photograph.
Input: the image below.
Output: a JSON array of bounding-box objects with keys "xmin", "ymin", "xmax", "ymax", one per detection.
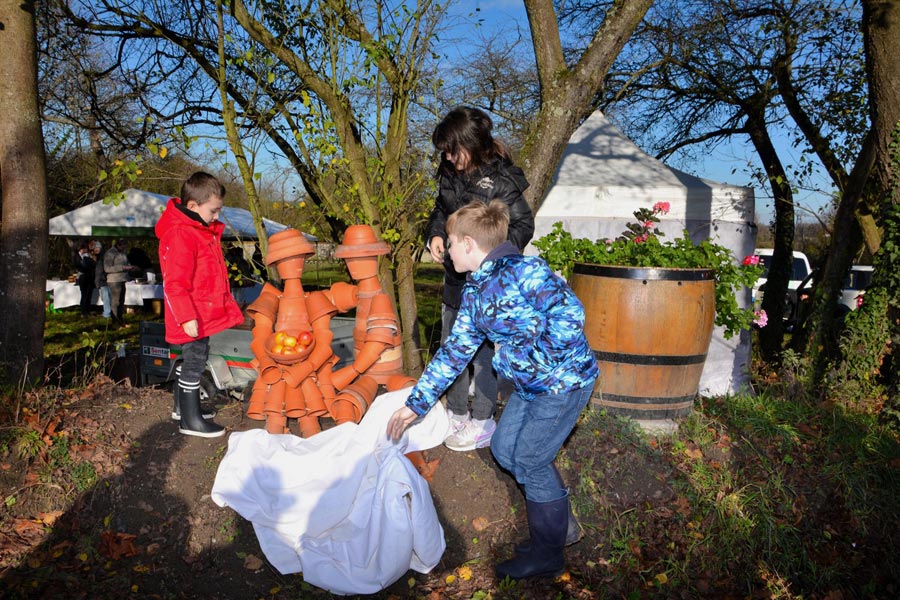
[
  {"xmin": 527, "ymin": 111, "xmax": 757, "ymax": 397},
  {"xmin": 211, "ymin": 388, "xmax": 450, "ymax": 595}
]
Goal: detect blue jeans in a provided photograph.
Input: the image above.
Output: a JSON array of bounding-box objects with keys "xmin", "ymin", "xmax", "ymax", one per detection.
[
  {"xmin": 442, "ymin": 304, "xmax": 497, "ymax": 421},
  {"xmin": 490, "ymin": 383, "xmax": 594, "ymax": 503},
  {"xmin": 98, "ymin": 286, "xmax": 112, "ymax": 318}
]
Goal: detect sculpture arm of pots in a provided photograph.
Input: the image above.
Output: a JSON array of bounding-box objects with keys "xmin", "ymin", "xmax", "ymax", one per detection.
[
  {"xmin": 330, "ymin": 338, "xmax": 391, "ymax": 390},
  {"xmin": 249, "ymin": 314, "xmax": 282, "ymax": 384}
]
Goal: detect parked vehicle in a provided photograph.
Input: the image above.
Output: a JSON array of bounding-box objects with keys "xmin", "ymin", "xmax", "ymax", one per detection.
[
  {"xmin": 785, "ymin": 264, "xmax": 874, "ymax": 331},
  {"xmin": 751, "ymin": 248, "xmax": 813, "ymax": 322},
  {"xmin": 839, "ymin": 265, "xmax": 873, "ymax": 311}
]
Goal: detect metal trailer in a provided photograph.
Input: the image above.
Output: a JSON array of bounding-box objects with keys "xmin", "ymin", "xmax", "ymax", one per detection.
[{"xmin": 139, "ymin": 317, "xmax": 357, "ymax": 401}]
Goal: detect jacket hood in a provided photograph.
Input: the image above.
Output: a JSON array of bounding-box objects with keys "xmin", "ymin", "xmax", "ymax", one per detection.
[
  {"xmin": 155, "ymin": 198, "xmax": 226, "ymax": 240},
  {"xmin": 468, "ymin": 241, "xmax": 519, "ymax": 284}
]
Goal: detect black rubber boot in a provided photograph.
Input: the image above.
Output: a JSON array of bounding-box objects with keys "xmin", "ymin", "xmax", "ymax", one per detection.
[
  {"xmin": 514, "ymin": 506, "xmax": 582, "ymax": 553},
  {"xmin": 171, "ymin": 385, "xmax": 216, "ymax": 421},
  {"xmin": 178, "ymin": 382, "xmax": 226, "ymax": 438},
  {"xmin": 496, "ymin": 496, "xmax": 567, "ymax": 580}
]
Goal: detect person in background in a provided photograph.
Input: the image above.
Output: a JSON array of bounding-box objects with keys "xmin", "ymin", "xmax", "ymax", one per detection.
[
  {"xmin": 388, "ymin": 200, "xmax": 598, "ymax": 581},
  {"xmin": 74, "ymin": 241, "xmax": 96, "ymax": 316},
  {"xmin": 91, "ymin": 240, "xmax": 112, "ymax": 319},
  {"xmin": 104, "ymin": 238, "xmax": 136, "ymax": 326},
  {"xmin": 127, "ymin": 246, "xmax": 153, "ymax": 279},
  {"xmin": 156, "ymin": 171, "xmax": 244, "ymax": 438},
  {"xmin": 425, "ymin": 106, "xmax": 534, "ymax": 452}
]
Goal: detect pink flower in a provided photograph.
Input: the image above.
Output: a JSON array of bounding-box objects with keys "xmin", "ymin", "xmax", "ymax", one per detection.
[
  {"xmin": 604, "ymin": 238, "xmax": 615, "ymax": 246},
  {"xmin": 652, "ymin": 201, "xmax": 670, "ymax": 215},
  {"xmin": 753, "ymin": 309, "xmax": 768, "ymax": 327},
  {"xmin": 742, "ymin": 255, "xmax": 760, "ymax": 266},
  {"xmin": 856, "ymin": 295, "xmax": 864, "ymax": 309},
  {"xmin": 634, "ymin": 233, "xmax": 649, "ymax": 244},
  {"xmin": 643, "ymin": 220, "xmax": 655, "ymax": 229}
]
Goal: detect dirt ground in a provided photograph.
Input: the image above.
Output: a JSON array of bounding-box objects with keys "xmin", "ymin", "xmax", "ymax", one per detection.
[{"xmin": 0, "ymin": 369, "xmax": 675, "ymax": 600}]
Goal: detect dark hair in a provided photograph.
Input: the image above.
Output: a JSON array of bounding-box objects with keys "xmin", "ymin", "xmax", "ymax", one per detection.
[
  {"xmin": 181, "ymin": 171, "xmax": 225, "ymax": 205},
  {"xmin": 432, "ymin": 107, "xmax": 511, "ymax": 175}
]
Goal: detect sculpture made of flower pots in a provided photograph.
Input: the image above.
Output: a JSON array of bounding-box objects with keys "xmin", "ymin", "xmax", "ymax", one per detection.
[{"xmin": 245, "ymin": 225, "xmax": 409, "ymax": 438}]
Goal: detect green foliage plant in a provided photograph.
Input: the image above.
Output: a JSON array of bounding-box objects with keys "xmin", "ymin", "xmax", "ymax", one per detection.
[{"xmin": 533, "ymin": 203, "xmax": 764, "ymax": 339}]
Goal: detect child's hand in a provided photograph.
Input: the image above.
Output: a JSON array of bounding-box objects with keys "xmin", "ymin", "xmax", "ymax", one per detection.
[
  {"xmin": 386, "ymin": 406, "xmax": 418, "ymax": 442},
  {"xmin": 182, "ymin": 319, "xmax": 199, "ymax": 338}
]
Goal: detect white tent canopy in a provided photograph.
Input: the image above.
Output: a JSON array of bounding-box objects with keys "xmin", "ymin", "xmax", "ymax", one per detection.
[
  {"xmin": 527, "ymin": 111, "xmax": 757, "ymax": 397},
  {"xmin": 49, "ymin": 188, "xmax": 305, "ymax": 241}
]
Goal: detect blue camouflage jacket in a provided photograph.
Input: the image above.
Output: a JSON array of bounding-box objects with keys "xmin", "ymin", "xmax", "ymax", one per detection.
[{"xmin": 406, "ymin": 242, "xmax": 599, "ymax": 416}]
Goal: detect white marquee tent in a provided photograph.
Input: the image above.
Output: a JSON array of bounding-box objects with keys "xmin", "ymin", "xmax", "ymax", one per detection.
[
  {"xmin": 526, "ymin": 111, "xmax": 758, "ymax": 397},
  {"xmin": 49, "ymin": 188, "xmax": 301, "ymax": 241}
]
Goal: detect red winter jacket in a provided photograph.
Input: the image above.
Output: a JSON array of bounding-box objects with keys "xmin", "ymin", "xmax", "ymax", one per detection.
[{"xmin": 155, "ymin": 198, "xmax": 244, "ymax": 344}]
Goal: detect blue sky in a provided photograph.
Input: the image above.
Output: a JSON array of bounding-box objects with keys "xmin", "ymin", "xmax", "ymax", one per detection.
[{"xmin": 445, "ymin": 1, "xmax": 835, "ymax": 226}]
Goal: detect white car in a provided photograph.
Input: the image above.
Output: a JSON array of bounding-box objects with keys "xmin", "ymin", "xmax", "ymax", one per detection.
[
  {"xmin": 751, "ymin": 248, "xmax": 813, "ymax": 310},
  {"xmin": 839, "ymin": 265, "xmax": 873, "ymax": 311}
]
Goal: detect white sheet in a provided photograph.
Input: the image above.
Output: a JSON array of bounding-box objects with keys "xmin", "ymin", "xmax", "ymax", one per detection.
[{"xmin": 211, "ymin": 388, "xmax": 450, "ymax": 595}]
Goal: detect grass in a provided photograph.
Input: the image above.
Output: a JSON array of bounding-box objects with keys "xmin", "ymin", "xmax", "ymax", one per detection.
[{"xmin": 556, "ymin": 387, "xmax": 900, "ymax": 597}]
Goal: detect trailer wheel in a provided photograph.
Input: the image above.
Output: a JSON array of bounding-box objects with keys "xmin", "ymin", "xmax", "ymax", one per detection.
[{"xmin": 199, "ymin": 372, "xmax": 224, "ymax": 404}]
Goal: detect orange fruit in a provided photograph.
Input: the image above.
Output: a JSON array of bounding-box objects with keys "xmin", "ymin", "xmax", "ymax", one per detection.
[
  {"xmin": 283, "ymin": 335, "xmax": 297, "ymax": 348},
  {"xmin": 272, "ymin": 343, "xmax": 284, "ymax": 354},
  {"xmin": 274, "ymin": 332, "xmax": 286, "ymax": 344}
]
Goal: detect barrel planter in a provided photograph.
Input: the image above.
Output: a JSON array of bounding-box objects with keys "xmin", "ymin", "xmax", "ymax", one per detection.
[{"xmin": 570, "ymin": 263, "xmax": 716, "ymax": 419}]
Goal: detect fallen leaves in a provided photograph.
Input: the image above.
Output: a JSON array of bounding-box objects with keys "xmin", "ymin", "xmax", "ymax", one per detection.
[
  {"xmin": 243, "ymin": 553, "xmax": 264, "ymax": 570},
  {"xmin": 99, "ymin": 530, "xmax": 139, "ymax": 560}
]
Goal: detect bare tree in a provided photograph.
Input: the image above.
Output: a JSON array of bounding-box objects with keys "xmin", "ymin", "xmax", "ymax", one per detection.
[{"xmin": 0, "ymin": 0, "xmax": 50, "ymax": 384}]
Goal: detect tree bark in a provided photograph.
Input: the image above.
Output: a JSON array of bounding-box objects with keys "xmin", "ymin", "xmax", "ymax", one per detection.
[
  {"xmin": 745, "ymin": 109, "xmax": 795, "ymax": 361},
  {"xmin": 0, "ymin": 0, "xmax": 50, "ymax": 384},
  {"xmin": 520, "ymin": 0, "xmax": 654, "ymax": 210}
]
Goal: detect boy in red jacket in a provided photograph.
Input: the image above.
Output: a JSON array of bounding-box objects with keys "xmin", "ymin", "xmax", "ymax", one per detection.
[{"xmin": 156, "ymin": 172, "xmax": 244, "ymax": 437}]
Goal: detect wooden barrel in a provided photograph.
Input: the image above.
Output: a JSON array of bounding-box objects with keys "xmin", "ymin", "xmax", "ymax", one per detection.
[{"xmin": 570, "ymin": 263, "xmax": 715, "ymax": 419}]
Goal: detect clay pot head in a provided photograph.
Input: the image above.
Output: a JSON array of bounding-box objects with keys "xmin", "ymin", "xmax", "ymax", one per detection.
[
  {"xmin": 265, "ymin": 229, "xmax": 315, "ymax": 266},
  {"xmin": 265, "ymin": 329, "xmax": 316, "ymax": 365},
  {"xmin": 334, "ymin": 225, "xmax": 389, "ymax": 259}
]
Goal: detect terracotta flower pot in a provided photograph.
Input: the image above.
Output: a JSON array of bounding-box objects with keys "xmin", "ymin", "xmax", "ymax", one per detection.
[
  {"xmin": 334, "ymin": 224, "xmax": 389, "ymax": 258},
  {"xmin": 386, "ymin": 374, "xmax": 416, "ymax": 392},
  {"xmin": 284, "ymin": 385, "xmax": 307, "ymax": 418},
  {"xmin": 265, "ymin": 230, "xmax": 315, "ymax": 265},
  {"xmin": 326, "ymin": 281, "xmax": 358, "ymax": 312},
  {"xmin": 265, "ymin": 412, "xmax": 288, "ymax": 435},
  {"xmin": 297, "ymin": 414, "xmax": 322, "ymax": 438}
]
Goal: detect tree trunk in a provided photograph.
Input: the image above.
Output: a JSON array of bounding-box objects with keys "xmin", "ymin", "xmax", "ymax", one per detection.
[
  {"xmin": 745, "ymin": 112, "xmax": 794, "ymax": 362},
  {"xmin": 520, "ymin": 0, "xmax": 654, "ymax": 210},
  {"xmin": 861, "ymin": 0, "xmax": 900, "ymax": 389},
  {"xmin": 0, "ymin": 0, "xmax": 49, "ymax": 385}
]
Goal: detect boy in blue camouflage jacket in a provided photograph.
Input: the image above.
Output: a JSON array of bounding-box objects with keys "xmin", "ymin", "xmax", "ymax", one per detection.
[{"xmin": 387, "ymin": 200, "xmax": 599, "ymax": 581}]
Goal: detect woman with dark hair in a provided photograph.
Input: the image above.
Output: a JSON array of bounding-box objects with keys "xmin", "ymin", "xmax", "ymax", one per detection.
[{"xmin": 424, "ymin": 106, "xmax": 535, "ymax": 452}]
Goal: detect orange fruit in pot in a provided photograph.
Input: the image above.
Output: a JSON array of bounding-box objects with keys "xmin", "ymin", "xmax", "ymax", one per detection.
[
  {"xmin": 272, "ymin": 344, "xmax": 284, "ymax": 354},
  {"xmin": 274, "ymin": 332, "xmax": 286, "ymax": 345},
  {"xmin": 283, "ymin": 335, "xmax": 297, "ymax": 348},
  {"xmin": 298, "ymin": 330, "xmax": 314, "ymax": 346}
]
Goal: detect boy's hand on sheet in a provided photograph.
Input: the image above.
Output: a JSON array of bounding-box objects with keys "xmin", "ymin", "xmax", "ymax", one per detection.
[
  {"xmin": 387, "ymin": 406, "xmax": 418, "ymax": 442},
  {"xmin": 182, "ymin": 319, "xmax": 199, "ymax": 338}
]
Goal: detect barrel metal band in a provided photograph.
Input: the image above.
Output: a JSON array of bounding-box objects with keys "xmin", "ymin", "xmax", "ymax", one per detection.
[
  {"xmin": 573, "ymin": 263, "xmax": 714, "ymax": 281},
  {"xmin": 594, "ymin": 350, "xmax": 707, "ymax": 366},
  {"xmin": 596, "ymin": 392, "xmax": 696, "ymax": 410}
]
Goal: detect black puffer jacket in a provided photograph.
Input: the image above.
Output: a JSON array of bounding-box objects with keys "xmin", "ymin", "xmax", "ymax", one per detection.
[{"xmin": 425, "ymin": 156, "xmax": 534, "ymax": 308}]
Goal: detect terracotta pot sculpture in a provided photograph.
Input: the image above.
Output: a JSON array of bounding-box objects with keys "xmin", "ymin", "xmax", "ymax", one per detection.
[{"xmin": 244, "ymin": 225, "xmax": 410, "ymax": 438}]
